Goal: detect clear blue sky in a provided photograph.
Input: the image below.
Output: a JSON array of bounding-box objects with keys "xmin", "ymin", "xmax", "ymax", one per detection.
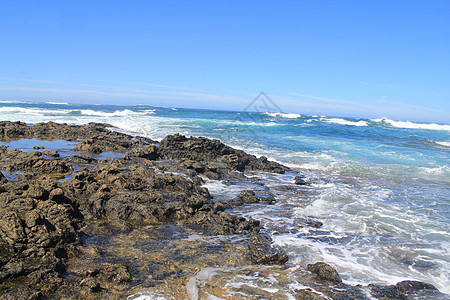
[{"xmin": 1, "ymin": 0, "xmax": 449, "ymax": 123}]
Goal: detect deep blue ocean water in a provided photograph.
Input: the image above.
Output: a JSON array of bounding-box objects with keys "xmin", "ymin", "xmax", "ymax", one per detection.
[{"xmin": 1, "ymin": 100, "xmax": 449, "ymax": 295}]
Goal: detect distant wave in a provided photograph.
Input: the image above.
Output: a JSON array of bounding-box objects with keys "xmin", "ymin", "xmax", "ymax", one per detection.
[
  {"xmin": 46, "ymin": 101, "xmax": 69, "ymax": 105},
  {"xmin": 321, "ymin": 117, "xmax": 368, "ymax": 127},
  {"xmin": 0, "ymin": 100, "xmax": 28, "ymax": 104},
  {"xmin": 79, "ymin": 109, "xmax": 155, "ymax": 117},
  {"xmin": 0, "ymin": 106, "xmax": 71, "ymax": 115},
  {"xmin": 264, "ymin": 112, "xmax": 302, "ymax": 119},
  {"xmin": 372, "ymin": 118, "xmax": 450, "ymax": 131}
]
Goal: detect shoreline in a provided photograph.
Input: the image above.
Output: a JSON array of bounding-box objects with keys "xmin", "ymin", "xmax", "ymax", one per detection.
[{"xmin": 0, "ymin": 121, "xmax": 444, "ymax": 299}]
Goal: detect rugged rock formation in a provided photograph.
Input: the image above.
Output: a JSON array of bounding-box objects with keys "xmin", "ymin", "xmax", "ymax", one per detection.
[
  {"xmin": 159, "ymin": 134, "xmax": 290, "ymax": 174},
  {"xmin": 0, "ymin": 175, "xmax": 81, "ymax": 283}
]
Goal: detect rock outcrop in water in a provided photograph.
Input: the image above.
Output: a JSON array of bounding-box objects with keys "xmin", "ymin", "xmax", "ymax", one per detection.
[
  {"xmin": 0, "ymin": 121, "xmax": 442, "ymax": 299},
  {"xmin": 159, "ymin": 133, "xmax": 290, "ymax": 174}
]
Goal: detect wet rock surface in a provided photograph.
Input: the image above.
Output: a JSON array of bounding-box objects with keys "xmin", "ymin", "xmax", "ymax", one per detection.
[
  {"xmin": 159, "ymin": 133, "xmax": 290, "ymax": 174},
  {"xmin": 0, "ymin": 121, "xmax": 442, "ymax": 299},
  {"xmin": 306, "ymin": 262, "xmax": 342, "ymax": 283}
]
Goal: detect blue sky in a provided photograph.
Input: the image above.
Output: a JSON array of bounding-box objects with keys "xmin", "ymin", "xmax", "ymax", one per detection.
[{"xmin": 1, "ymin": 0, "xmax": 449, "ymax": 123}]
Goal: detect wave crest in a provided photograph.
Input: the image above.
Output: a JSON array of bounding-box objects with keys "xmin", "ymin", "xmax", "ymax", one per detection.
[
  {"xmin": 321, "ymin": 117, "xmax": 368, "ymax": 127},
  {"xmin": 372, "ymin": 118, "xmax": 450, "ymax": 131},
  {"xmin": 264, "ymin": 112, "xmax": 302, "ymax": 119}
]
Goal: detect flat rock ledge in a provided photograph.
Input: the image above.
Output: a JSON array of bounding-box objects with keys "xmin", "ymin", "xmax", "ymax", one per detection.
[{"xmin": 0, "ymin": 121, "xmax": 442, "ymax": 299}]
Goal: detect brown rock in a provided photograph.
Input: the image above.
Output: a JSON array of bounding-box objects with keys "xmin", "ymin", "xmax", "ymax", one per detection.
[{"xmin": 307, "ymin": 262, "xmax": 342, "ymax": 283}]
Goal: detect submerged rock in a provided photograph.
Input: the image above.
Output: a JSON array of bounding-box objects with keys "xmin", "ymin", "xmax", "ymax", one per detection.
[
  {"xmin": 396, "ymin": 280, "xmax": 438, "ymax": 293},
  {"xmin": 294, "ymin": 175, "xmax": 308, "ymax": 185},
  {"xmin": 232, "ymin": 189, "xmax": 275, "ymax": 206}
]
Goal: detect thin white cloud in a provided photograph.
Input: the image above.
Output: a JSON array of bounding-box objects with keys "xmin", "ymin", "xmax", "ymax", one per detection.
[
  {"xmin": 359, "ymin": 81, "xmax": 410, "ymax": 89},
  {"xmin": 95, "ymin": 80, "xmax": 204, "ymax": 91},
  {"xmin": 0, "ymin": 77, "xmax": 202, "ymax": 93},
  {"xmin": 0, "ymin": 86, "xmax": 247, "ymax": 104},
  {"xmin": 0, "ymin": 77, "xmax": 63, "ymax": 85},
  {"xmin": 287, "ymin": 93, "xmax": 381, "ymax": 110}
]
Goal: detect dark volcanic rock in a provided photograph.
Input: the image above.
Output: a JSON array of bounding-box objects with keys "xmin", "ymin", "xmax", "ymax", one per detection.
[
  {"xmin": 369, "ymin": 284, "xmax": 408, "ymax": 299},
  {"xmin": 60, "ymin": 162, "xmax": 261, "ymax": 235},
  {"xmin": 42, "ymin": 149, "xmax": 60, "ymax": 157},
  {"xmin": 123, "ymin": 145, "xmax": 159, "ymax": 160},
  {"xmin": 232, "ymin": 189, "xmax": 275, "ymax": 206},
  {"xmin": 0, "ymin": 121, "xmax": 156, "ymax": 153},
  {"xmin": 395, "ymin": 280, "xmax": 438, "ymax": 293},
  {"xmin": 159, "ymin": 134, "xmax": 290, "ymax": 173},
  {"xmin": 247, "ymin": 234, "xmax": 288, "ymax": 265},
  {"xmin": 0, "ymin": 121, "xmax": 30, "ymax": 140},
  {"xmin": 65, "ymin": 154, "xmax": 97, "ymax": 164},
  {"xmin": 294, "ymin": 175, "xmax": 308, "ymax": 185},
  {"xmin": 0, "ymin": 171, "xmax": 7, "ymax": 184},
  {"xmin": 369, "ymin": 280, "xmax": 439, "ymax": 299},
  {"xmin": 0, "ymin": 147, "xmax": 72, "ymax": 175},
  {"xmin": 307, "ymin": 262, "xmax": 342, "ymax": 283},
  {"xmin": 0, "ymin": 176, "xmax": 81, "ymax": 282}
]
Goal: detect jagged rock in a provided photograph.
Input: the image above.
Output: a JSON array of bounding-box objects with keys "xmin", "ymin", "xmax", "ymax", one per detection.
[
  {"xmin": 0, "ymin": 171, "xmax": 7, "ymax": 184},
  {"xmin": 0, "ymin": 121, "xmax": 156, "ymax": 152},
  {"xmin": 0, "ymin": 121, "xmax": 30, "ymax": 140},
  {"xmin": 395, "ymin": 280, "xmax": 437, "ymax": 293},
  {"xmin": 42, "ymin": 149, "xmax": 59, "ymax": 157},
  {"xmin": 232, "ymin": 189, "xmax": 275, "ymax": 206},
  {"xmin": 294, "ymin": 217, "xmax": 323, "ymax": 228},
  {"xmin": 159, "ymin": 134, "xmax": 290, "ymax": 173},
  {"xmin": 307, "ymin": 262, "xmax": 342, "ymax": 283},
  {"xmin": 0, "ymin": 177, "xmax": 81, "ymax": 282},
  {"xmin": 369, "ymin": 284, "xmax": 407, "ymax": 299},
  {"xmin": 294, "ymin": 175, "xmax": 308, "ymax": 185},
  {"xmin": 247, "ymin": 234, "xmax": 288, "ymax": 265},
  {"xmin": 0, "ymin": 147, "xmax": 72, "ymax": 175},
  {"xmin": 123, "ymin": 145, "xmax": 159, "ymax": 160}
]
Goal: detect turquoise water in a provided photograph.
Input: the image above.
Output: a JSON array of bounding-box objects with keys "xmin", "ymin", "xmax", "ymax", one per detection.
[{"xmin": 1, "ymin": 100, "xmax": 449, "ymax": 294}]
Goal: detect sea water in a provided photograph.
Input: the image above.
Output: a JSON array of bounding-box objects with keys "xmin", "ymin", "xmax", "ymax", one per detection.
[{"xmin": 1, "ymin": 100, "xmax": 449, "ymax": 295}]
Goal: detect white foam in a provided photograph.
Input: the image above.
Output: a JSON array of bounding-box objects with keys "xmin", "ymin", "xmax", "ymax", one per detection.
[
  {"xmin": 265, "ymin": 112, "xmax": 302, "ymax": 119},
  {"xmin": 0, "ymin": 100, "xmax": 28, "ymax": 104},
  {"xmin": 127, "ymin": 293, "xmax": 167, "ymax": 300},
  {"xmin": 321, "ymin": 117, "xmax": 368, "ymax": 127},
  {"xmin": 186, "ymin": 267, "xmax": 218, "ymax": 300},
  {"xmin": 418, "ymin": 165, "xmax": 450, "ymax": 178},
  {"xmin": 373, "ymin": 118, "xmax": 450, "ymax": 131}
]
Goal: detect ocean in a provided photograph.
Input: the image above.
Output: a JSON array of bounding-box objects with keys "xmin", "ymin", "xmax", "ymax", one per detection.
[{"xmin": 1, "ymin": 100, "xmax": 449, "ymax": 296}]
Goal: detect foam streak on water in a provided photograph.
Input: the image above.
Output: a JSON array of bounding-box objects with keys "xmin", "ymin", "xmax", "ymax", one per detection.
[{"xmin": 1, "ymin": 101, "xmax": 449, "ymax": 295}]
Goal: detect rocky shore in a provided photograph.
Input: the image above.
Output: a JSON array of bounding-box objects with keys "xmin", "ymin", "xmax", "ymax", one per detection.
[{"xmin": 0, "ymin": 121, "xmax": 443, "ymax": 299}]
